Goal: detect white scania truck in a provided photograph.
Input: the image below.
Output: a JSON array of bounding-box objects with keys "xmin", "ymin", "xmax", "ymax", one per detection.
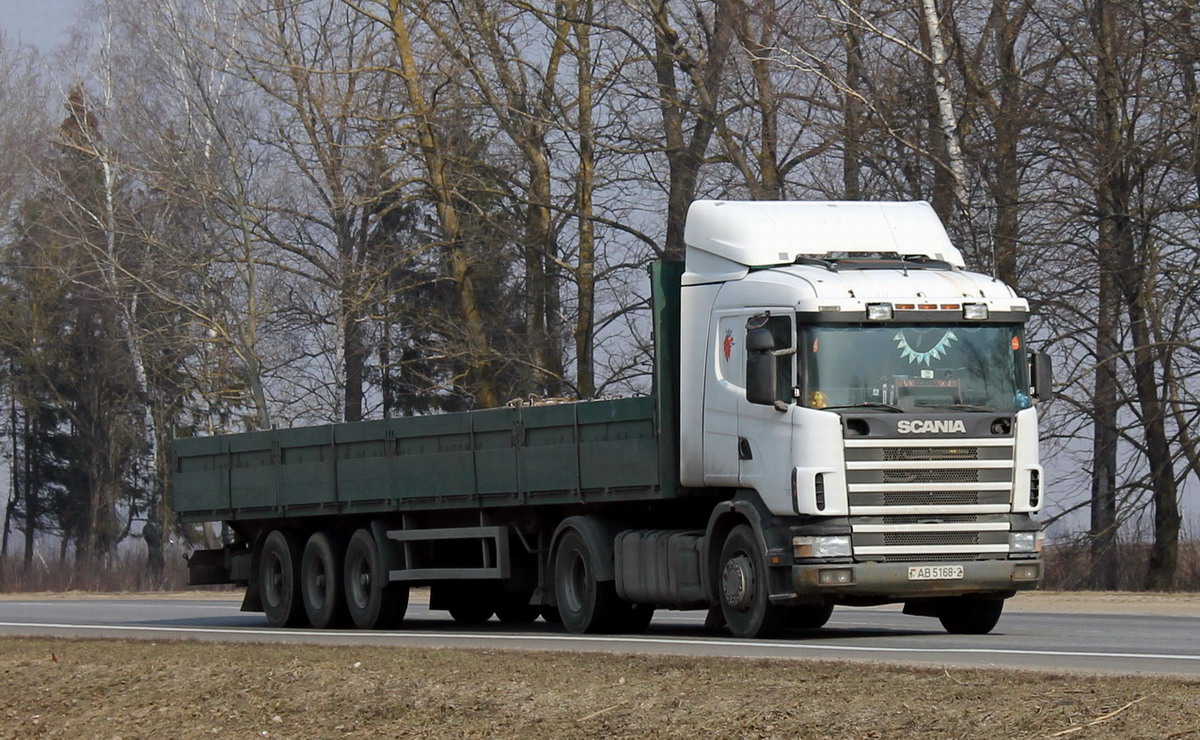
[{"xmin": 174, "ymin": 200, "xmax": 1049, "ymax": 638}]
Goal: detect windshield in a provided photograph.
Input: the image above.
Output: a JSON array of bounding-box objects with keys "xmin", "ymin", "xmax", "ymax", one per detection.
[{"xmin": 801, "ymin": 323, "xmax": 1031, "ymax": 412}]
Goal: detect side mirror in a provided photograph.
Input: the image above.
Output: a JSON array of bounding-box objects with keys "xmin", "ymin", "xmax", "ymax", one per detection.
[
  {"xmin": 745, "ymin": 327, "xmax": 777, "ymax": 406},
  {"xmin": 745, "ymin": 327, "xmax": 775, "ymax": 353},
  {"xmin": 747, "ymin": 352, "xmax": 777, "ymax": 406},
  {"xmin": 1029, "ymin": 350, "xmax": 1053, "ymax": 403}
]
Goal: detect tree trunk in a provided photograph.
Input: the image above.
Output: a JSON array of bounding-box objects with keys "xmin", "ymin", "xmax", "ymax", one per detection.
[
  {"xmin": 574, "ymin": 0, "xmax": 597, "ymax": 398},
  {"xmin": 1088, "ymin": 236, "xmax": 1120, "ymax": 590},
  {"xmin": 990, "ymin": 0, "xmax": 1025, "ymax": 287},
  {"xmin": 650, "ymin": 0, "xmax": 732, "ymax": 260},
  {"xmin": 342, "ymin": 287, "xmax": 365, "ymax": 423},
  {"xmin": 22, "ymin": 410, "xmax": 36, "ymax": 566},
  {"xmin": 1091, "ymin": 0, "xmax": 1179, "ymax": 590},
  {"xmin": 727, "ymin": 0, "xmax": 782, "ymax": 198},
  {"xmin": 1116, "ymin": 222, "xmax": 1180, "ymax": 590},
  {"xmin": 386, "ymin": 0, "xmax": 500, "ymax": 408},
  {"xmin": 1176, "ymin": 7, "xmax": 1200, "ymax": 196},
  {"xmin": 380, "ymin": 314, "xmax": 394, "ymax": 418},
  {"xmin": 842, "ymin": 0, "xmax": 864, "ymax": 200},
  {"xmin": 524, "ymin": 151, "xmax": 563, "ymax": 397},
  {"xmin": 918, "ymin": 0, "xmax": 968, "ymax": 220},
  {"xmin": 3, "ymin": 393, "xmax": 19, "ymax": 563}
]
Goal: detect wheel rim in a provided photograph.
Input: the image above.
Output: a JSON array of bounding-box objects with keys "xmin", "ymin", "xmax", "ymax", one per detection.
[
  {"xmin": 310, "ymin": 560, "xmax": 328, "ymax": 609},
  {"xmin": 722, "ymin": 553, "xmax": 754, "ymax": 611},
  {"xmin": 348, "ymin": 552, "xmax": 370, "ymax": 610},
  {"xmin": 264, "ymin": 553, "xmax": 284, "ymax": 608}
]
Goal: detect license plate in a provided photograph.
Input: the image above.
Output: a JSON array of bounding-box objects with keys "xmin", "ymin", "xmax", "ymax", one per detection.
[{"xmin": 908, "ymin": 565, "xmax": 964, "ymax": 580}]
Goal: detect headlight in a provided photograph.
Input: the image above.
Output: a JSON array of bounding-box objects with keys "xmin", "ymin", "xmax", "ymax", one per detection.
[
  {"xmin": 793, "ymin": 535, "xmax": 852, "ymax": 559},
  {"xmin": 1009, "ymin": 531, "xmax": 1044, "ymax": 553}
]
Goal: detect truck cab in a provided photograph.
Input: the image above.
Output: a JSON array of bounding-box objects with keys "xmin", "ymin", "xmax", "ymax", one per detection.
[{"xmin": 677, "ymin": 200, "xmax": 1046, "ymax": 636}]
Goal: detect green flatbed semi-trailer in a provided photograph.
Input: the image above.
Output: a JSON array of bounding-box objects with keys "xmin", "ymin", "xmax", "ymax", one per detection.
[{"xmin": 173, "ymin": 200, "xmax": 1050, "ymax": 638}]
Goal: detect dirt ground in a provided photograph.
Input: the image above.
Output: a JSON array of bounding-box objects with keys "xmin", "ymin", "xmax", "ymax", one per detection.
[
  {"xmin": 0, "ymin": 637, "xmax": 1198, "ymax": 739},
  {"xmin": 1, "ymin": 592, "xmax": 1199, "ymax": 738},
  {"xmin": 1005, "ymin": 590, "xmax": 1200, "ymax": 617}
]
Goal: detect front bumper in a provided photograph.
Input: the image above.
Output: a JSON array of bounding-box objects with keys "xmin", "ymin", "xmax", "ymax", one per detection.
[{"xmin": 787, "ymin": 558, "xmax": 1042, "ymax": 601}]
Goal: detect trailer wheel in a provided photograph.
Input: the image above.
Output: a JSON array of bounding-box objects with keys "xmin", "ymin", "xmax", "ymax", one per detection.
[
  {"xmin": 936, "ymin": 596, "xmax": 1004, "ymax": 635},
  {"xmin": 788, "ymin": 603, "xmax": 834, "ymax": 630},
  {"xmin": 301, "ymin": 532, "xmax": 348, "ymax": 629},
  {"xmin": 259, "ymin": 530, "xmax": 307, "ymax": 628},
  {"xmin": 344, "ymin": 528, "xmax": 408, "ymax": 630},
  {"xmin": 718, "ymin": 524, "xmax": 785, "ymax": 638},
  {"xmin": 554, "ymin": 528, "xmax": 621, "ymax": 633}
]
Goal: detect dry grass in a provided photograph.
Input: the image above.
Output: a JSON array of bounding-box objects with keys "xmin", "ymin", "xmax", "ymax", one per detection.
[
  {"xmin": 0, "ymin": 637, "xmax": 1198, "ymax": 739},
  {"xmin": 1042, "ymin": 541, "xmax": 1200, "ymax": 591},
  {"xmin": 0, "ymin": 550, "xmax": 194, "ymax": 593}
]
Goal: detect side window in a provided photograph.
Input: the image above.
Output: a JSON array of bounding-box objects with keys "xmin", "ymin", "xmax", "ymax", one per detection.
[
  {"xmin": 767, "ymin": 316, "xmax": 794, "ymax": 402},
  {"xmin": 745, "ymin": 314, "xmax": 794, "ymax": 405},
  {"xmin": 716, "ymin": 315, "xmax": 745, "ymax": 386}
]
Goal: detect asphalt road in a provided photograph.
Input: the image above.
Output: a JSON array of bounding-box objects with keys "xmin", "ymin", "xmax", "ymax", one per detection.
[{"xmin": 1, "ymin": 595, "xmax": 1198, "ymax": 676}]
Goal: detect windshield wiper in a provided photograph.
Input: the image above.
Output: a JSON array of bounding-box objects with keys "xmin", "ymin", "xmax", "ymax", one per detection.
[
  {"xmin": 914, "ymin": 402, "xmax": 996, "ymax": 412},
  {"xmin": 823, "ymin": 402, "xmax": 904, "ymax": 413}
]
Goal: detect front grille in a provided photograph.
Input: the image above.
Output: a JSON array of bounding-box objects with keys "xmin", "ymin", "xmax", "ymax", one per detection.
[
  {"xmin": 849, "ymin": 490, "xmax": 1011, "ymax": 507},
  {"xmin": 885, "ymin": 532, "xmax": 977, "ymax": 546},
  {"xmin": 845, "ymin": 437, "xmax": 1015, "ymax": 560},
  {"xmin": 883, "ymin": 446, "xmax": 978, "ymax": 462},
  {"xmin": 854, "ymin": 531, "xmax": 1009, "ymax": 548},
  {"xmin": 868, "ymin": 552, "xmax": 1007, "ymax": 563},
  {"xmin": 881, "ymin": 469, "xmax": 979, "ymax": 484},
  {"xmin": 880, "ymin": 514, "xmax": 985, "ymax": 525}
]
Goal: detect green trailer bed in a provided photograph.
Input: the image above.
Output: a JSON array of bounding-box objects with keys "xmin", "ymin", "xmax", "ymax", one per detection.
[{"xmin": 173, "ymin": 395, "xmax": 678, "ymax": 523}]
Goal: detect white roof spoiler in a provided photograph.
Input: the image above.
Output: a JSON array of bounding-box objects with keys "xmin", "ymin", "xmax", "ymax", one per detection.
[{"xmin": 682, "ymin": 200, "xmax": 965, "ymax": 284}]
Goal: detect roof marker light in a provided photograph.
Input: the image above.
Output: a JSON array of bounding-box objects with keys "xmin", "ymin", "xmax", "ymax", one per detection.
[
  {"xmin": 963, "ymin": 304, "xmax": 989, "ymax": 320},
  {"xmin": 866, "ymin": 303, "xmax": 893, "ymax": 321}
]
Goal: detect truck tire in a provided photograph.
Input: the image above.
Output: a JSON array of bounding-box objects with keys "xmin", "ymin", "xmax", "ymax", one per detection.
[
  {"xmin": 554, "ymin": 528, "xmax": 621, "ymax": 633},
  {"xmin": 789, "ymin": 603, "xmax": 834, "ymax": 630},
  {"xmin": 301, "ymin": 531, "xmax": 348, "ymax": 629},
  {"xmin": 259, "ymin": 529, "xmax": 307, "ymax": 628},
  {"xmin": 344, "ymin": 528, "xmax": 408, "ymax": 630},
  {"xmin": 936, "ymin": 596, "xmax": 1004, "ymax": 634},
  {"xmin": 718, "ymin": 524, "xmax": 785, "ymax": 638}
]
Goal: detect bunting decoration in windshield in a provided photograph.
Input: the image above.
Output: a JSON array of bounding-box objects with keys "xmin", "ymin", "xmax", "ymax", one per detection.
[{"xmin": 894, "ymin": 329, "xmax": 958, "ymax": 366}]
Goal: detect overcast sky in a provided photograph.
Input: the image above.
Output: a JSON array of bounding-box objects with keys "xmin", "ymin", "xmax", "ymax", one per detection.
[{"xmin": 0, "ymin": 0, "xmax": 83, "ymax": 51}]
